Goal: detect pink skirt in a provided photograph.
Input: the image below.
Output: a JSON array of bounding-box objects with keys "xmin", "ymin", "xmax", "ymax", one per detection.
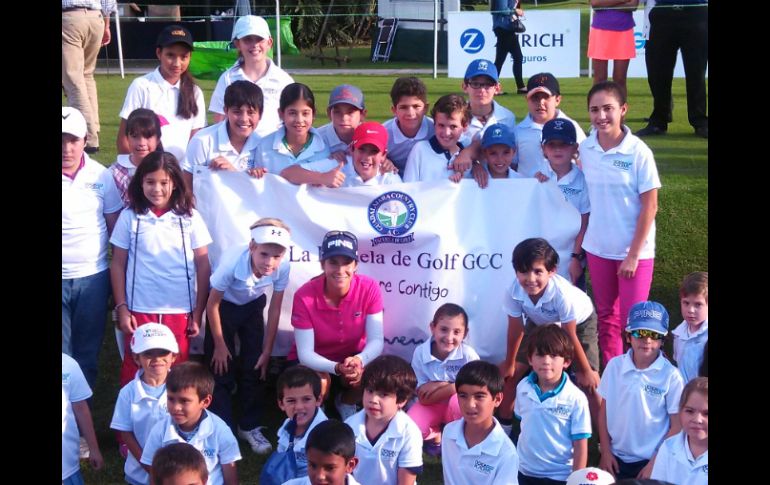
[{"xmin": 587, "ymin": 27, "xmax": 636, "ymax": 60}]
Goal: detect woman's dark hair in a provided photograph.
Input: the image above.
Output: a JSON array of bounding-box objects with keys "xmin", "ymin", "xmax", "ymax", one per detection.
[
  {"xmin": 279, "ymin": 82, "xmax": 316, "ymax": 113},
  {"xmin": 127, "ymin": 151, "xmax": 193, "ymax": 216},
  {"xmin": 125, "ymin": 108, "xmax": 164, "ymax": 152}
]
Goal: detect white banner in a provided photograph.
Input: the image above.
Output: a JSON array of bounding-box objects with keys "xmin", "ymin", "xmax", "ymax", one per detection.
[
  {"xmin": 194, "ymin": 171, "xmax": 581, "ymax": 364},
  {"xmin": 448, "ymin": 10, "xmax": 581, "ymax": 79}
]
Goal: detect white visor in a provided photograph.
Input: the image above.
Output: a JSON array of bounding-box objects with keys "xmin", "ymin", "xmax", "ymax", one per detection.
[{"xmin": 250, "ymin": 225, "xmax": 292, "ymax": 248}]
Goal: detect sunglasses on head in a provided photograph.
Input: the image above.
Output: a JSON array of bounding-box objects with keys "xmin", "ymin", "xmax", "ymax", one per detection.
[
  {"xmin": 325, "ymin": 230, "xmax": 356, "ymax": 240},
  {"xmin": 629, "ymin": 329, "xmax": 665, "ymax": 340}
]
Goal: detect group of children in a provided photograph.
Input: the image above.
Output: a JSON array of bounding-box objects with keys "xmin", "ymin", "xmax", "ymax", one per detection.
[{"xmin": 62, "ymin": 14, "xmax": 708, "ymax": 485}]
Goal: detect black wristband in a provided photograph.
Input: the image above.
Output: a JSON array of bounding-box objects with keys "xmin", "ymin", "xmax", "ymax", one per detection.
[{"xmin": 571, "ymin": 252, "xmax": 585, "ymax": 261}]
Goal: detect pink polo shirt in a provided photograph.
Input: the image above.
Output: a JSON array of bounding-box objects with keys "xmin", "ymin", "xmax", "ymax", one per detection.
[{"xmin": 288, "ymin": 273, "xmax": 384, "ymax": 363}]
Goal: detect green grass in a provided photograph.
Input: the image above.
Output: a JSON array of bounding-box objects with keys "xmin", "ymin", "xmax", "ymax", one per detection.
[{"xmin": 75, "ymin": 72, "xmax": 706, "ymax": 484}]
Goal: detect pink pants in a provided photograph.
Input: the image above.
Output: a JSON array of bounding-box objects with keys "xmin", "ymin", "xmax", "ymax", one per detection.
[
  {"xmin": 586, "ymin": 253, "xmax": 654, "ymax": 369},
  {"xmin": 407, "ymin": 393, "xmax": 462, "ymax": 441},
  {"xmin": 119, "ymin": 312, "xmax": 190, "ymax": 386}
]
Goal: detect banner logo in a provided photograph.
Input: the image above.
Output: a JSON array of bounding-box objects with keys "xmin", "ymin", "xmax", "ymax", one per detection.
[
  {"xmin": 368, "ymin": 191, "xmax": 418, "ymax": 246},
  {"xmin": 460, "ymin": 28, "xmax": 485, "ymax": 53}
]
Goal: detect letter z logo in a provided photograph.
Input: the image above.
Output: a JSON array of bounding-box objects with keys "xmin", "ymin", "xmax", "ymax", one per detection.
[{"xmin": 460, "ymin": 29, "xmax": 485, "ymax": 54}]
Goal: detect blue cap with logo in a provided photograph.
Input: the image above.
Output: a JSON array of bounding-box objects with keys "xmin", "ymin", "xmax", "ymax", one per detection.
[
  {"xmin": 626, "ymin": 301, "xmax": 670, "ymax": 335},
  {"xmin": 541, "ymin": 119, "xmax": 577, "ymax": 145},
  {"xmin": 320, "ymin": 230, "xmax": 358, "ymax": 261},
  {"xmin": 328, "ymin": 84, "xmax": 365, "ymax": 110},
  {"xmin": 481, "ymin": 123, "xmax": 516, "ymax": 149},
  {"xmin": 464, "ymin": 59, "xmax": 499, "ymax": 83}
]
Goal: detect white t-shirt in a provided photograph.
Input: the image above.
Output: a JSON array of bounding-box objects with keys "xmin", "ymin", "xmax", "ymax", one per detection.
[
  {"xmin": 503, "ymin": 273, "xmax": 595, "ymax": 325},
  {"xmin": 276, "ymin": 408, "xmax": 328, "ymax": 476},
  {"xmin": 110, "ymin": 208, "xmax": 212, "ymax": 313},
  {"xmin": 651, "ymin": 431, "xmax": 708, "ymax": 485},
  {"xmin": 672, "ymin": 319, "xmax": 708, "ymax": 384},
  {"xmin": 542, "ymin": 164, "xmax": 591, "ymax": 215},
  {"xmin": 402, "ymin": 136, "xmax": 465, "ymax": 183},
  {"xmin": 514, "ymin": 373, "xmax": 592, "ymax": 480},
  {"xmin": 62, "ymin": 155, "xmax": 123, "ymax": 279},
  {"xmin": 345, "ymin": 410, "xmax": 423, "ymax": 485},
  {"xmin": 182, "ymin": 120, "xmax": 261, "ymax": 174},
  {"xmin": 514, "ymin": 110, "xmax": 586, "ymax": 178},
  {"xmin": 580, "ymin": 126, "xmax": 661, "ymax": 260},
  {"xmin": 597, "ymin": 350, "xmax": 684, "ymax": 462},
  {"xmin": 209, "ymin": 60, "xmax": 294, "ymax": 138},
  {"xmin": 383, "ymin": 116, "xmax": 435, "ymax": 173},
  {"xmin": 210, "ymin": 243, "xmax": 290, "ymax": 306},
  {"xmin": 110, "ymin": 370, "xmax": 169, "ymax": 485},
  {"xmin": 250, "ymin": 127, "xmax": 331, "ymax": 175},
  {"xmin": 441, "ymin": 418, "xmax": 520, "ymax": 485},
  {"xmin": 141, "ymin": 411, "xmax": 241, "ymax": 485},
  {"xmin": 119, "ymin": 68, "xmax": 207, "ymax": 161},
  {"xmin": 459, "ymin": 100, "xmax": 517, "ymax": 147},
  {"xmin": 411, "ymin": 339, "xmax": 480, "ymax": 387},
  {"xmin": 62, "ymin": 353, "xmax": 92, "ymax": 481}
]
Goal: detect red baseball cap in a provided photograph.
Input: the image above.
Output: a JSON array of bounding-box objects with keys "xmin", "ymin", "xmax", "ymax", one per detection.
[{"xmin": 352, "ymin": 122, "xmax": 388, "ymax": 153}]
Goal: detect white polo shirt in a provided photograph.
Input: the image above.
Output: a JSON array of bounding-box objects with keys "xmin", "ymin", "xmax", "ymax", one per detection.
[
  {"xmin": 651, "ymin": 431, "xmax": 708, "ymax": 485},
  {"xmin": 503, "ymin": 273, "xmax": 594, "ymax": 326},
  {"xmin": 403, "ymin": 136, "xmax": 465, "ymax": 183},
  {"xmin": 514, "ymin": 110, "xmax": 586, "ymax": 178},
  {"xmin": 672, "ymin": 320, "xmax": 708, "ymax": 384},
  {"xmin": 345, "ymin": 410, "xmax": 423, "ymax": 485},
  {"xmin": 514, "ymin": 373, "xmax": 592, "ymax": 480},
  {"xmin": 62, "ymin": 155, "xmax": 123, "ymax": 279},
  {"xmin": 141, "ymin": 411, "xmax": 241, "ymax": 485},
  {"xmin": 441, "ymin": 418, "xmax": 520, "ymax": 485},
  {"xmin": 297, "ymin": 155, "xmax": 403, "ymax": 187},
  {"xmin": 62, "ymin": 353, "xmax": 92, "ymax": 481},
  {"xmin": 411, "ymin": 339, "xmax": 480, "ymax": 387},
  {"xmin": 209, "ymin": 60, "xmax": 294, "ymax": 137},
  {"xmin": 250, "ymin": 127, "xmax": 331, "ymax": 175},
  {"xmin": 120, "ymin": 68, "xmax": 207, "ymax": 161},
  {"xmin": 110, "ymin": 370, "xmax": 169, "ymax": 485},
  {"xmin": 383, "ymin": 116, "xmax": 435, "ymax": 173},
  {"xmin": 459, "ymin": 101, "xmax": 517, "ymax": 147},
  {"xmin": 597, "ymin": 350, "xmax": 684, "ymax": 462},
  {"xmin": 580, "ymin": 126, "xmax": 661, "ymax": 260},
  {"xmin": 211, "ymin": 243, "xmax": 290, "ymax": 306},
  {"xmin": 317, "ymin": 122, "xmax": 352, "ymax": 154},
  {"xmin": 542, "ymin": 164, "xmax": 591, "ymax": 215},
  {"xmin": 277, "ymin": 408, "xmax": 329, "ymax": 476},
  {"xmin": 182, "ymin": 120, "xmax": 261, "ymax": 174},
  {"xmin": 110, "ymin": 208, "xmax": 212, "ymax": 313},
  {"xmin": 283, "ymin": 475, "xmax": 362, "ymax": 485}
]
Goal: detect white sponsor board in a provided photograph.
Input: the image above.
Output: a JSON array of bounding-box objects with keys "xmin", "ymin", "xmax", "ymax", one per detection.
[
  {"xmin": 194, "ymin": 171, "xmax": 581, "ymax": 364},
  {"xmin": 448, "ymin": 10, "xmax": 581, "ymax": 79}
]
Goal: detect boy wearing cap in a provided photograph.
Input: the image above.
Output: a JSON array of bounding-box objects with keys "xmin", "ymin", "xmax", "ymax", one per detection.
[
  {"xmin": 598, "ymin": 301, "xmax": 684, "ymax": 480},
  {"xmin": 470, "ymin": 122, "xmax": 523, "ymax": 183},
  {"xmin": 209, "ymin": 15, "xmax": 294, "ymax": 137},
  {"xmin": 318, "ymin": 84, "xmax": 368, "ymax": 156},
  {"xmin": 111, "ymin": 323, "xmax": 179, "ymax": 485},
  {"xmin": 118, "ymin": 25, "xmax": 206, "ymax": 161},
  {"xmin": 460, "ymin": 59, "xmax": 517, "ymax": 148},
  {"xmin": 182, "ymin": 80, "xmax": 264, "ymax": 190},
  {"xmin": 534, "ymin": 118, "xmax": 590, "ymax": 290},
  {"xmin": 514, "ymin": 72, "xmax": 586, "ymax": 178},
  {"xmin": 204, "ymin": 218, "xmax": 293, "ymax": 454},
  {"xmin": 62, "ymin": 106, "xmax": 123, "ymax": 389}
]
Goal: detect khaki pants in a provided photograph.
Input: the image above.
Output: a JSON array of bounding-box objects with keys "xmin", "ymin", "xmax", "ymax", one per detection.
[{"xmin": 62, "ymin": 9, "xmax": 104, "ymax": 148}]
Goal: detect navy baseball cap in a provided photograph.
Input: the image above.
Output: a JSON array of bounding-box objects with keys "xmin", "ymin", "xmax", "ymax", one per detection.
[
  {"xmin": 320, "ymin": 230, "xmax": 358, "ymax": 261},
  {"xmin": 328, "ymin": 84, "xmax": 365, "ymax": 110},
  {"xmin": 481, "ymin": 123, "xmax": 516, "ymax": 149},
  {"xmin": 541, "ymin": 119, "xmax": 577, "ymax": 145},
  {"xmin": 157, "ymin": 25, "xmax": 194, "ymax": 49},
  {"xmin": 464, "ymin": 59, "xmax": 499, "ymax": 83},
  {"xmin": 626, "ymin": 301, "xmax": 670, "ymax": 335},
  {"xmin": 526, "ymin": 72, "xmax": 560, "ymax": 98}
]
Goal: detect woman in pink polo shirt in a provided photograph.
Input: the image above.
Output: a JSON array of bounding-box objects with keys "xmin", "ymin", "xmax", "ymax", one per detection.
[{"xmin": 287, "ymin": 230, "xmax": 384, "ymax": 420}]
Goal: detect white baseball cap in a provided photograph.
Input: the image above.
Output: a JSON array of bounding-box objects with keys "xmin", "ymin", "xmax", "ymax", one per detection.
[
  {"xmin": 62, "ymin": 106, "xmax": 87, "ymax": 138},
  {"xmin": 232, "ymin": 15, "xmax": 271, "ymax": 41},
  {"xmin": 251, "ymin": 225, "xmax": 292, "ymax": 249},
  {"xmin": 130, "ymin": 323, "xmax": 179, "ymax": 354},
  {"xmin": 566, "ymin": 467, "xmax": 615, "ymax": 485}
]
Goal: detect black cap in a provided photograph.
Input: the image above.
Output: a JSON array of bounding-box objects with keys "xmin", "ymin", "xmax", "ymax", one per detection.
[
  {"xmin": 526, "ymin": 72, "xmax": 560, "ymax": 97},
  {"xmin": 156, "ymin": 25, "xmax": 194, "ymax": 49},
  {"xmin": 320, "ymin": 230, "xmax": 358, "ymax": 261}
]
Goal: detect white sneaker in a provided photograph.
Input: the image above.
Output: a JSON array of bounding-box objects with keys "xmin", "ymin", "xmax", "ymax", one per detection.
[
  {"xmin": 79, "ymin": 436, "xmax": 90, "ymax": 460},
  {"xmin": 335, "ymin": 394, "xmax": 359, "ymax": 421},
  {"xmin": 237, "ymin": 426, "xmax": 272, "ymax": 454}
]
